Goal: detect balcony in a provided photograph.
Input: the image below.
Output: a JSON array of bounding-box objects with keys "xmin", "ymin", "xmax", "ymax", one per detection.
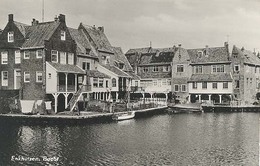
[{"xmin": 57, "ymin": 85, "xmax": 76, "ymax": 92}]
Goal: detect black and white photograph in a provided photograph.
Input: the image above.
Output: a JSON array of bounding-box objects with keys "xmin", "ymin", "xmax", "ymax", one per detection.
[{"xmin": 0, "ymin": 0, "xmax": 259, "ymax": 165}]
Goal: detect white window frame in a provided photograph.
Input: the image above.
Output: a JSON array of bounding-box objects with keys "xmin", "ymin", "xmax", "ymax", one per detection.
[
  {"xmin": 8, "ymin": 31, "xmax": 14, "ymax": 42},
  {"xmin": 1, "ymin": 71, "xmax": 8, "ymax": 86},
  {"xmin": 93, "ymin": 77, "xmax": 98, "ymax": 87},
  {"xmin": 99, "ymin": 78, "xmax": 104, "ymax": 88},
  {"xmin": 1, "ymin": 51, "xmax": 8, "ymax": 64},
  {"xmin": 68, "ymin": 53, "xmax": 74, "ymax": 65},
  {"xmin": 51, "ymin": 50, "xmax": 58, "ymax": 63},
  {"xmin": 112, "ymin": 78, "xmax": 116, "ymax": 87},
  {"xmin": 202, "ymin": 82, "xmax": 207, "ymax": 89},
  {"xmin": 15, "ymin": 50, "xmax": 21, "ymax": 64},
  {"xmin": 153, "ymin": 66, "xmax": 159, "ymax": 72},
  {"xmin": 174, "ymin": 84, "xmax": 179, "ymax": 92},
  {"xmin": 143, "ymin": 67, "xmax": 148, "ymax": 73},
  {"xmin": 163, "ymin": 66, "xmax": 169, "ymax": 72},
  {"xmin": 61, "ymin": 30, "xmax": 66, "ymax": 41},
  {"xmin": 234, "ymin": 65, "xmax": 240, "ymax": 72},
  {"xmin": 181, "ymin": 84, "xmax": 187, "ymax": 92},
  {"xmin": 36, "ymin": 71, "xmax": 43, "ymax": 83},
  {"xmin": 60, "ymin": 52, "xmax": 67, "ymax": 64},
  {"xmin": 36, "ymin": 50, "xmax": 43, "ymax": 59},
  {"xmin": 24, "ymin": 71, "xmax": 30, "ymax": 83},
  {"xmin": 177, "ymin": 65, "xmax": 184, "ymax": 72},
  {"xmin": 223, "ymin": 82, "xmax": 228, "ymax": 89},
  {"xmin": 212, "ymin": 82, "xmax": 218, "ymax": 89},
  {"xmin": 24, "ymin": 51, "xmax": 30, "ymax": 59},
  {"xmin": 192, "ymin": 82, "xmax": 197, "ymax": 89}
]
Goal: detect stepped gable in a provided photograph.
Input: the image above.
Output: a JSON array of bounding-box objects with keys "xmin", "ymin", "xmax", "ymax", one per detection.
[
  {"xmin": 112, "ymin": 47, "xmax": 133, "ymax": 71},
  {"xmin": 188, "ymin": 46, "xmax": 229, "ymax": 64},
  {"xmin": 22, "ymin": 21, "xmax": 60, "ymax": 48},
  {"xmin": 68, "ymin": 27, "xmax": 97, "ymax": 58},
  {"xmin": 81, "ymin": 24, "xmax": 114, "ymax": 54}
]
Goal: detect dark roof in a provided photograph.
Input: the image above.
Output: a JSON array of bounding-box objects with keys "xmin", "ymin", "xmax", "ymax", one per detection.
[
  {"xmin": 187, "ymin": 46, "xmax": 230, "ymax": 64},
  {"xmin": 81, "ymin": 24, "xmax": 114, "ymax": 54},
  {"xmin": 14, "ymin": 21, "xmax": 29, "ymax": 37},
  {"xmin": 22, "ymin": 21, "xmax": 60, "ymax": 48},
  {"xmin": 48, "ymin": 62, "xmax": 85, "ymax": 74},
  {"xmin": 189, "ymin": 73, "xmax": 232, "ymax": 82},
  {"xmin": 86, "ymin": 70, "xmax": 110, "ymax": 78},
  {"xmin": 232, "ymin": 46, "xmax": 260, "ymax": 65},
  {"xmin": 68, "ymin": 27, "xmax": 98, "ymax": 58},
  {"xmin": 101, "ymin": 64, "xmax": 131, "ymax": 77},
  {"xmin": 126, "ymin": 72, "xmax": 140, "ymax": 80},
  {"xmin": 125, "ymin": 47, "xmax": 177, "ymax": 65},
  {"xmin": 112, "ymin": 47, "xmax": 133, "ymax": 71}
]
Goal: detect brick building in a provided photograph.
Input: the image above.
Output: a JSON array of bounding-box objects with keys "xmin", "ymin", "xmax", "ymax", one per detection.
[{"xmin": 0, "ymin": 14, "xmax": 89, "ymax": 113}]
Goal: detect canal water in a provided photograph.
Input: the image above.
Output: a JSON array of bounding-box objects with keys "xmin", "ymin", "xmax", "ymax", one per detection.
[{"xmin": 0, "ymin": 112, "xmax": 258, "ymax": 165}]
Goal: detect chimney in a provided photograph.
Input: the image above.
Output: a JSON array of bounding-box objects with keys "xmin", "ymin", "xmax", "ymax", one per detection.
[
  {"xmin": 98, "ymin": 26, "xmax": 104, "ymax": 33},
  {"xmin": 241, "ymin": 47, "xmax": 245, "ymax": 52},
  {"xmin": 58, "ymin": 14, "xmax": 65, "ymax": 23},
  {"xmin": 205, "ymin": 45, "xmax": 209, "ymax": 55},
  {"xmin": 31, "ymin": 18, "xmax": 38, "ymax": 26},
  {"xmin": 54, "ymin": 15, "xmax": 58, "ymax": 22},
  {"xmin": 8, "ymin": 14, "xmax": 13, "ymax": 22}
]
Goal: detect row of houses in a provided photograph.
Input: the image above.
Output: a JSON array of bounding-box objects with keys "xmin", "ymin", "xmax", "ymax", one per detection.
[
  {"xmin": 0, "ymin": 14, "xmax": 139, "ymax": 113},
  {"xmin": 125, "ymin": 43, "xmax": 260, "ymax": 105}
]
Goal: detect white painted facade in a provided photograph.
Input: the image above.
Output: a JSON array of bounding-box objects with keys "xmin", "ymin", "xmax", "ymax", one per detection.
[
  {"xmin": 188, "ymin": 82, "xmax": 233, "ymax": 94},
  {"xmin": 46, "ymin": 62, "xmax": 58, "ymax": 93}
]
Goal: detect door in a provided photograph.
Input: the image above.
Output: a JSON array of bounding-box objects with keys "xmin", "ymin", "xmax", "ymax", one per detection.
[{"xmin": 14, "ymin": 69, "xmax": 21, "ymax": 89}]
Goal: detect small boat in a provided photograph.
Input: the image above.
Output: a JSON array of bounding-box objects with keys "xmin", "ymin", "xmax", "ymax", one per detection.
[
  {"xmin": 168, "ymin": 103, "xmax": 202, "ymax": 113},
  {"xmin": 112, "ymin": 111, "xmax": 135, "ymax": 121}
]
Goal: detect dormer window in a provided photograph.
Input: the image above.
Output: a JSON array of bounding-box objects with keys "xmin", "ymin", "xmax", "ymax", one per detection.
[
  {"xmin": 61, "ymin": 30, "xmax": 66, "ymax": 41},
  {"xmin": 197, "ymin": 51, "xmax": 203, "ymax": 58},
  {"xmin": 8, "ymin": 31, "xmax": 14, "ymax": 42}
]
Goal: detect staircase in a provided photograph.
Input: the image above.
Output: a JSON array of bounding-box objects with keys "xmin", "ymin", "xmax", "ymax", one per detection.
[{"xmin": 67, "ymin": 85, "xmax": 84, "ymax": 112}]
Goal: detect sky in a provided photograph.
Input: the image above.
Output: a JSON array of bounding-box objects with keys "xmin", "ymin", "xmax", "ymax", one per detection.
[{"xmin": 0, "ymin": 0, "xmax": 260, "ymax": 53}]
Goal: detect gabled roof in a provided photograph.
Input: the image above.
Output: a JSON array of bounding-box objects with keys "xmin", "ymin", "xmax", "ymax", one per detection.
[
  {"xmin": 187, "ymin": 46, "xmax": 230, "ymax": 64},
  {"xmin": 189, "ymin": 73, "xmax": 232, "ymax": 82},
  {"xmin": 125, "ymin": 47, "xmax": 177, "ymax": 66},
  {"xmin": 101, "ymin": 64, "xmax": 131, "ymax": 78},
  {"xmin": 232, "ymin": 46, "xmax": 260, "ymax": 65},
  {"xmin": 48, "ymin": 62, "xmax": 85, "ymax": 74},
  {"xmin": 80, "ymin": 24, "xmax": 114, "ymax": 54},
  {"xmin": 86, "ymin": 70, "xmax": 110, "ymax": 78},
  {"xmin": 68, "ymin": 27, "xmax": 98, "ymax": 58},
  {"xmin": 14, "ymin": 21, "xmax": 29, "ymax": 37},
  {"xmin": 112, "ymin": 47, "xmax": 133, "ymax": 71},
  {"xmin": 22, "ymin": 21, "xmax": 60, "ymax": 48}
]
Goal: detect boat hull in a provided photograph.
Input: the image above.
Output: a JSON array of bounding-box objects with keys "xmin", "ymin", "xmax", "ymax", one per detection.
[{"xmin": 112, "ymin": 111, "xmax": 135, "ymax": 121}]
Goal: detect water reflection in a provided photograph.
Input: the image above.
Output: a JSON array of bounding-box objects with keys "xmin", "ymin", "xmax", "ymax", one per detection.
[{"xmin": 0, "ymin": 113, "xmax": 258, "ymax": 165}]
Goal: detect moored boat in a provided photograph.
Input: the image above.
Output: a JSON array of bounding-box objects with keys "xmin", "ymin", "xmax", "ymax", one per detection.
[
  {"xmin": 112, "ymin": 111, "xmax": 135, "ymax": 121},
  {"xmin": 168, "ymin": 103, "xmax": 202, "ymax": 113}
]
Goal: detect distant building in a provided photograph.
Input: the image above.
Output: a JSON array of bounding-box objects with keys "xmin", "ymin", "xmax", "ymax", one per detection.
[
  {"xmin": 125, "ymin": 47, "xmax": 176, "ymax": 100},
  {"xmin": 231, "ymin": 46, "xmax": 260, "ymax": 104}
]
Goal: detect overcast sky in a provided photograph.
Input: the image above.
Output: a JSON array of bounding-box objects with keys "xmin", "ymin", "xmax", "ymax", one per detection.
[{"xmin": 0, "ymin": 0, "xmax": 260, "ymax": 52}]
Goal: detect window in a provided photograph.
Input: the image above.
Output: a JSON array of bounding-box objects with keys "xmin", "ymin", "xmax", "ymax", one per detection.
[
  {"xmin": 167, "ymin": 79, "xmax": 171, "ymax": 85},
  {"xmin": 1, "ymin": 51, "xmax": 8, "ymax": 64},
  {"xmin": 177, "ymin": 65, "xmax": 184, "ymax": 72},
  {"xmin": 8, "ymin": 31, "xmax": 14, "ymax": 42},
  {"xmin": 192, "ymin": 82, "xmax": 197, "ymax": 89},
  {"xmin": 24, "ymin": 72, "xmax": 30, "ymax": 82},
  {"xmin": 36, "ymin": 71, "xmax": 43, "ymax": 82},
  {"xmin": 135, "ymin": 81, "xmax": 138, "ymax": 86},
  {"xmin": 93, "ymin": 78, "xmax": 98, "ymax": 87},
  {"xmin": 181, "ymin": 84, "xmax": 186, "ymax": 92},
  {"xmin": 195, "ymin": 66, "xmax": 203, "ymax": 74},
  {"xmin": 99, "ymin": 78, "xmax": 103, "ymax": 87},
  {"xmin": 15, "ymin": 50, "xmax": 21, "ymax": 64},
  {"xmin": 143, "ymin": 67, "xmax": 148, "ymax": 73},
  {"xmin": 174, "ymin": 84, "xmax": 179, "ymax": 92},
  {"xmin": 212, "ymin": 82, "xmax": 218, "ymax": 89},
  {"xmin": 202, "ymin": 82, "xmax": 207, "ymax": 89},
  {"xmin": 153, "ymin": 80, "xmax": 157, "ymax": 86},
  {"xmin": 36, "ymin": 50, "xmax": 43, "ymax": 58},
  {"xmin": 51, "ymin": 50, "xmax": 58, "ymax": 63},
  {"xmin": 106, "ymin": 80, "xmax": 109, "ymax": 88},
  {"xmin": 197, "ymin": 51, "xmax": 203, "ymax": 58},
  {"xmin": 1, "ymin": 71, "xmax": 8, "ymax": 86},
  {"xmin": 162, "ymin": 79, "xmax": 167, "ymax": 86},
  {"xmin": 48, "ymin": 73, "xmax": 51, "ymax": 79},
  {"xmin": 24, "ymin": 51, "xmax": 30, "ymax": 59},
  {"xmin": 61, "ymin": 30, "xmax": 66, "ymax": 40},
  {"xmin": 60, "ymin": 52, "xmax": 66, "ymax": 64},
  {"xmin": 235, "ymin": 80, "xmax": 240, "ymax": 88},
  {"xmin": 86, "ymin": 62, "xmax": 90, "ymax": 70},
  {"xmin": 163, "ymin": 66, "xmax": 169, "ymax": 72},
  {"xmin": 82, "ymin": 62, "xmax": 86, "ymax": 70},
  {"xmin": 68, "ymin": 53, "xmax": 74, "ymax": 65},
  {"xmin": 212, "ymin": 65, "xmax": 224, "ymax": 73},
  {"xmin": 153, "ymin": 66, "xmax": 159, "ymax": 72},
  {"xmin": 223, "ymin": 82, "xmax": 228, "ymax": 89},
  {"xmin": 234, "ymin": 65, "xmax": 240, "ymax": 72},
  {"xmin": 112, "ymin": 78, "xmax": 116, "ymax": 87}
]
